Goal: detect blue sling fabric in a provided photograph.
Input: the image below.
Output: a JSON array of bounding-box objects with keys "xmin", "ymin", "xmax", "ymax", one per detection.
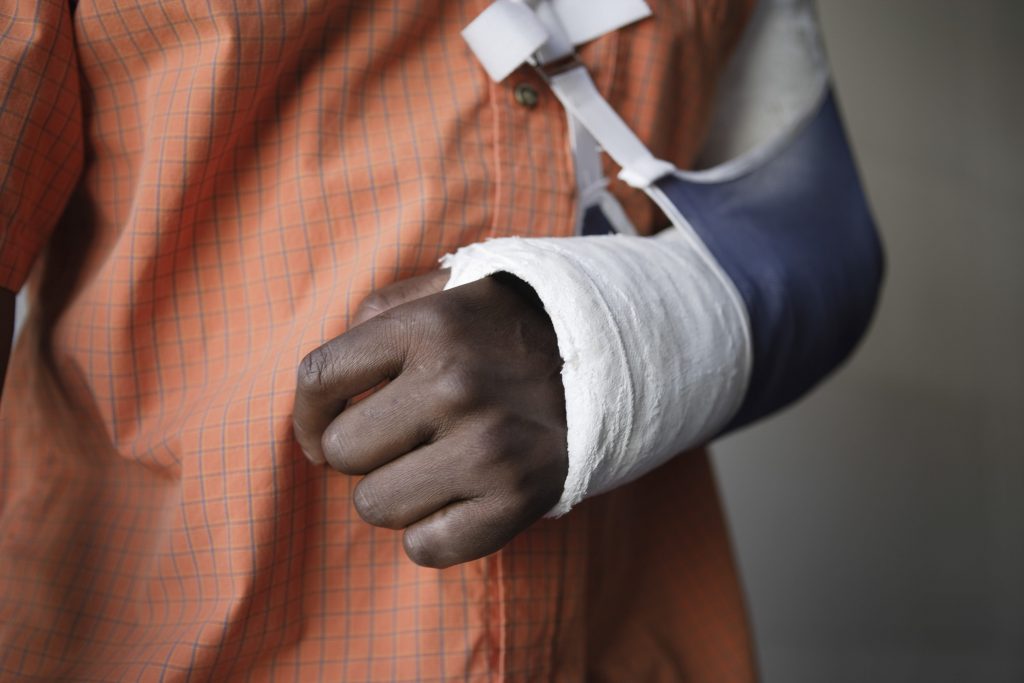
[
  {"xmin": 581, "ymin": 204, "xmax": 617, "ymax": 235},
  {"xmin": 657, "ymin": 91, "xmax": 884, "ymax": 430}
]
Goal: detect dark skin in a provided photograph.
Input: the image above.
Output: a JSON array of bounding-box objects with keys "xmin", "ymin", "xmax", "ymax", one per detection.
[{"xmin": 292, "ymin": 270, "xmax": 570, "ymax": 569}]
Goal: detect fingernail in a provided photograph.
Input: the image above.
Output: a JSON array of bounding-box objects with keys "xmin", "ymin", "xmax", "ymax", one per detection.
[{"xmin": 302, "ymin": 448, "xmax": 326, "ymax": 466}]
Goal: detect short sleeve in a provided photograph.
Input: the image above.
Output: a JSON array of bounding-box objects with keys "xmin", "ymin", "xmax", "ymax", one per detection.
[{"xmin": 0, "ymin": 0, "xmax": 83, "ymax": 292}]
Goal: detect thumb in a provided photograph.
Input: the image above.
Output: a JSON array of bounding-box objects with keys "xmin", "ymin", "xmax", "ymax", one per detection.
[{"xmin": 351, "ymin": 268, "xmax": 451, "ymax": 327}]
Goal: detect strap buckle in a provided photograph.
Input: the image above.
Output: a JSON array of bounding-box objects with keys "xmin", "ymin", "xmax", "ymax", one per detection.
[{"xmin": 536, "ymin": 53, "xmax": 584, "ymax": 80}]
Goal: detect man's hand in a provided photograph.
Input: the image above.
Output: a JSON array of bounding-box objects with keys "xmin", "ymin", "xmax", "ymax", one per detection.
[{"xmin": 293, "ymin": 270, "xmax": 569, "ymax": 568}]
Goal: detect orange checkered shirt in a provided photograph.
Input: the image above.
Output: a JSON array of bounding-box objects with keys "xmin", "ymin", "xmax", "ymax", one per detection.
[{"xmin": 1, "ymin": 0, "xmax": 757, "ymax": 679}]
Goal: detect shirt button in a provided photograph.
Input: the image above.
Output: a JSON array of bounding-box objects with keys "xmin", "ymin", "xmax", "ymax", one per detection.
[{"xmin": 514, "ymin": 83, "xmax": 540, "ymax": 109}]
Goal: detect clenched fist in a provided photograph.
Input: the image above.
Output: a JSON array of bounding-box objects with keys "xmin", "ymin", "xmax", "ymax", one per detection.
[{"xmin": 293, "ymin": 270, "xmax": 569, "ymax": 568}]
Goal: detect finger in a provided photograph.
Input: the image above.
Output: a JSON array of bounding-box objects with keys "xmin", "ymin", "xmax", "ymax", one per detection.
[
  {"xmin": 352, "ymin": 269, "xmax": 450, "ymax": 327},
  {"xmin": 321, "ymin": 372, "xmax": 445, "ymax": 474},
  {"xmin": 351, "ymin": 439, "xmax": 482, "ymax": 530},
  {"xmin": 294, "ymin": 317, "xmax": 407, "ymax": 464},
  {"xmin": 402, "ymin": 494, "xmax": 533, "ymax": 569}
]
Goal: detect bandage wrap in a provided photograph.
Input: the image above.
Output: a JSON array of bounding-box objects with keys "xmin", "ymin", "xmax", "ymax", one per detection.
[{"xmin": 443, "ymin": 231, "xmax": 751, "ymax": 517}]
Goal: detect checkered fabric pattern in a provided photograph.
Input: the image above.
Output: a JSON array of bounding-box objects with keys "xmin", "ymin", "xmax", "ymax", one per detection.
[{"xmin": 0, "ymin": 0, "xmax": 757, "ymax": 679}]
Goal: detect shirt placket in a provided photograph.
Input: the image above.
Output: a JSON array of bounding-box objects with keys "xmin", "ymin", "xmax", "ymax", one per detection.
[
  {"xmin": 482, "ymin": 24, "xmax": 623, "ymax": 679},
  {"xmin": 486, "ymin": 64, "xmax": 577, "ymax": 241}
]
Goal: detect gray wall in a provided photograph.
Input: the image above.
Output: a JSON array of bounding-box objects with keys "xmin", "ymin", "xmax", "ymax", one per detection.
[{"xmin": 714, "ymin": 2, "xmax": 1024, "ymax": 680}]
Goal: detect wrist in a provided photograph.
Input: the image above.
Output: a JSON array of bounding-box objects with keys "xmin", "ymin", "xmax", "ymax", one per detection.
[{"xmin": 442, "ymin": 232, "xmax": 751, "ymax": 516}]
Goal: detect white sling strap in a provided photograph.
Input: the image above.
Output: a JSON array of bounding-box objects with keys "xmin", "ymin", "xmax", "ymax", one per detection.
[
  {"xmin": 461, "ymin": 0, "xmax": 677, "ymax": 194},
  {"xmin": 545, "ymin": 0, "xmax": 652, "ymax": 45},
  {"xmin": 461, "ymin": 1, "xmax": 549, "ymax": 82},
  {"xmin": 542, "ymin": 66, "xmax": 676, "ymax": 189},
  {"xmin": 462, "ymin": 0, "xmax": 652, "ymax": 79}
]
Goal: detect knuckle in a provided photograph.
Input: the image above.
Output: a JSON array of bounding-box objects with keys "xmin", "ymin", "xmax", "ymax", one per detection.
[
  {"xmin": 474, "ymin": 416, "xmax": 565, "ymax": 515},
  {"xmin": 478, "ymin": 413, "xmax": 524, "ymax": 459},
  {"xmin": 356, "ymin": 291, "xmax": 388, "ymax": 321},
  {"xmin": 416, "ymin": 296, "xmax": 460, "ymax": 331},
  {"xmin": 493, "ymin": 476, "xmax": 536, "ymax": 518},
  {"xmin": 297, "ymin": 346, "xmax": 334, "ymax": 395},
  {"xmin": 433, "ymin": 365, "xmax": 479, "ymax": 410}
]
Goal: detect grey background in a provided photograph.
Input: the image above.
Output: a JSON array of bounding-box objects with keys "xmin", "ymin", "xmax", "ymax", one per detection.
[{"xmin": 714, "ymin": 1, "xmax": 1024, "ymax": 681}]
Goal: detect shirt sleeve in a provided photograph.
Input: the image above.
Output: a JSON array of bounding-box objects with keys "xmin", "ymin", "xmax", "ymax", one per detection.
[{"xmin": 0, "ymin": 0, "xmax": 84, "ymax": 292}]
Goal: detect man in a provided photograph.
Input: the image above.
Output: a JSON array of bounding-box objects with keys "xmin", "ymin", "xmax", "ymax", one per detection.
[{"xmin": 0, "ymin": 0, "xmax": 880, "ymax": 679}]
